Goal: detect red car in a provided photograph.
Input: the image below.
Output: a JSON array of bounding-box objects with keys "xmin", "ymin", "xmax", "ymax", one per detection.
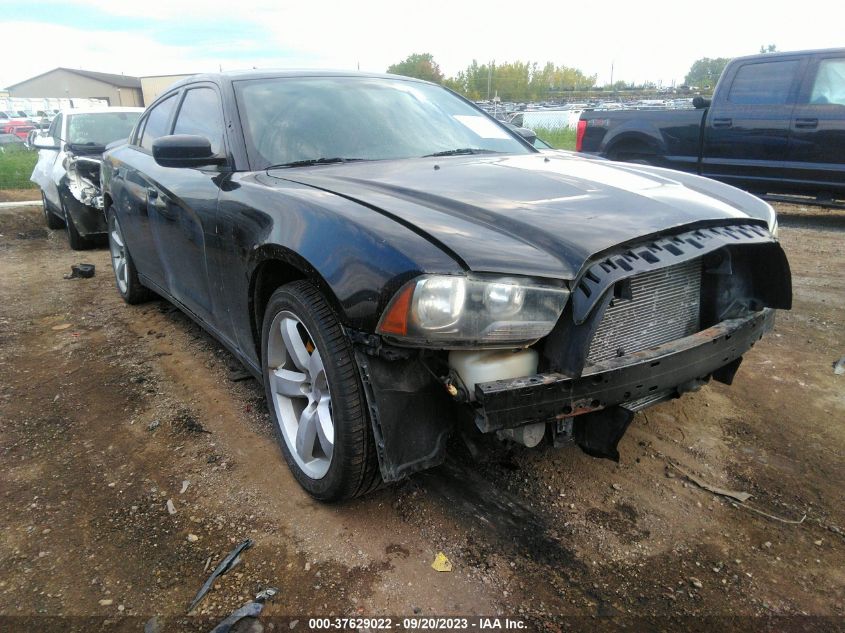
[
  {"xmin": 0, "ymin": 116, "xmax": 31, "ymax": 137},
  {"xmin": 5, "ymin": 124, "xmax": 36, "ymax": 140}
]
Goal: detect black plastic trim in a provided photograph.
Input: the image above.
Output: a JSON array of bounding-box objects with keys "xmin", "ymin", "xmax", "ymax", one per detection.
[{"xmin": 572, "ymin": 223, "xmax": 773, "ymax": 324}]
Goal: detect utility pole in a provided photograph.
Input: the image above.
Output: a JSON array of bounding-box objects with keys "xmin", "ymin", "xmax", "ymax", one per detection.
[
  {"xmin": 609, "ymin": 61, "xmax": 614, "ymax": 89},
  {"xmin": 487, "ymin": 61, "xmax": 493, "ymax": 100}
]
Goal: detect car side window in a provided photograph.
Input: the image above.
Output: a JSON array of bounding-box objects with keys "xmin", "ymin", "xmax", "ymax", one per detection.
[
  {"xmin": 808, "ymin": 59, "xmax": 845, "ymax": 106},
  {"xmin": 727, "ymin": 60, "xmax": 799, "ymax": 105},
  {"xmin": 51, "ymin": 115, "xmax": 63, "ymax": 143},
  {"xmin": 172, "ymin": 87, "xmax": 225, "ymax": 155},
  {"xmin": 140, "ymin": 94, "xmax": 178, "ymax": 151}
]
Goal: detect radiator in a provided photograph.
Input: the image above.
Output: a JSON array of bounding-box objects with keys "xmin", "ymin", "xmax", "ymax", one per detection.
[{"xmin": 586, "ymin": 258, "xmax": 702, "ymax": 365}]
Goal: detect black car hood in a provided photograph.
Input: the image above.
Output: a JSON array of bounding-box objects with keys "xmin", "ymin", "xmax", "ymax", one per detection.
[{"xmin": 269, "ymin": 153, "xmax": 767, "ymax": 280}]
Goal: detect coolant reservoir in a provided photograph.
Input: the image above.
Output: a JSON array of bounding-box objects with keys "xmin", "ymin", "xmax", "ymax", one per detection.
[{"xmin": 448, "ymin": 349, "xmax": 539, "ymax": 401}]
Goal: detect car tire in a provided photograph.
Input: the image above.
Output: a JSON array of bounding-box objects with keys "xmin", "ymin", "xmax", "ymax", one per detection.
[
  {"xmin": 60, "ymin": 190, "xmax": 93, "ymax": 250},
  {"xmin": 107, "ymin": 207, "xmax": 152, "ymax": 304},
  {"xmin": 42, "ymin": 190, "xmax": 64, "ymax": 229},
  {"xmin": 261, "ymin": 281, "xmax": 382, "ymax": 501}
]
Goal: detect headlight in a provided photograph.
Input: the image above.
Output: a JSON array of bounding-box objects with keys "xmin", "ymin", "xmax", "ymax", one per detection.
[{"xmin": 377, "ymin": 274, "xmax": 569, "ymax": 347}]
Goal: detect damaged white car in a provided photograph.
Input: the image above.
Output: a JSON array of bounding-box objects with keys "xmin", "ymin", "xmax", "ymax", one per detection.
[{"xmin": 31, "ymin": 107, "xmax": 142, "ymax": 249}]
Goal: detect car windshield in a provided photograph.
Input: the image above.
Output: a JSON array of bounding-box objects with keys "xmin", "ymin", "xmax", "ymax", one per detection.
[
  {"xmin": 235, "ymin": 76, "xmax": 532, "ymax": 169},
  {"xmin": 66, "ymin": 112, "xmax": 141, "ymax": 146}
]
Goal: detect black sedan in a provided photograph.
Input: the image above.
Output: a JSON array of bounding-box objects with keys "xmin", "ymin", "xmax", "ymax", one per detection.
[{"xmin": 101, "ymin": 71, "xmax": 791, "ymax": 501}]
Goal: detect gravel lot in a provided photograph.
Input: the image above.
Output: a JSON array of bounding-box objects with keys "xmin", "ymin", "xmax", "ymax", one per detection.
[{"xmin": 0, "ymin": 202, "xmax": 843, "ymax": 632}]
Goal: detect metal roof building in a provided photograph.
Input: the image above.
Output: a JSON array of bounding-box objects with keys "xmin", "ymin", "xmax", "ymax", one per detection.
[{"xmin": 6, "ymin": 68, "xmax": 144, "ymax": 107}]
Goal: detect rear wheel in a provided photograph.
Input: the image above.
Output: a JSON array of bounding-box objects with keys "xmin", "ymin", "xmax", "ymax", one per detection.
[
  {"xmin": 108, "ymin": 208, "xmax": 152, "ymax": 304},
  {"xmin": 626, "ymin": 157, "xmax": 656, "ymax": 166},
  {"xmin": 261, "ymin": 281, "xmax": 382, "ymax": 501},
  {"xmin": 42, "ymin": 190, "xmax": 64, "ymax": 229},
  {"xmin": 608, "ymin": 144, "xmax": 658, "ymax": 166}
]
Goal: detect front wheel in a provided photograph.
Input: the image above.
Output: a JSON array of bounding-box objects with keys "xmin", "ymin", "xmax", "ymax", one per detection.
[
  {"xmin": 61, "ymin": 191, "xmax": 93, "ymax": 250},
  {"xmin": 107, "ymin": 208, "xmax": 152, "ymax": 304},
  {"xmin": 42, "ymin": 190, "xmax": 64, "ymax": 229},
  {"xmin": 261, "ymin": 281, "xmax": 382, "ymax": 501}
]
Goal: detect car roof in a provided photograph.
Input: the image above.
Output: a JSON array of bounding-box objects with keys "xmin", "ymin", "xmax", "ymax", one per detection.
[
  {"xmin": 166, "ymin": 69, "xmax": 432, "ymax": 92},
  {"xmin": 730, "ymin": 47, "xmax": 845, "ymax": 63}
]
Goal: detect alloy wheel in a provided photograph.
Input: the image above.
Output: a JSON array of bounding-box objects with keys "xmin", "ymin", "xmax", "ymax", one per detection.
[
  {"xmin": 266, "ymin": 311, "xmax": 335, "ymax": 479},
  {"xmin": 108, "ymin": 214, "xmax": 129, "ymax": 294}
]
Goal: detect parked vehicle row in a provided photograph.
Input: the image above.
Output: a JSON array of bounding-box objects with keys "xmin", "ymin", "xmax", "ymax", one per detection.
[
  {"xmin": 576, "ymin": 48, "xmax": 845, "ymax": 199},
  {"xmin": 0, "ymin": 133, "xmax": 26, "ymax": 153},
  {"xmin": 93, "ymin": 70, "xmax": 789, "ymax": 501}
]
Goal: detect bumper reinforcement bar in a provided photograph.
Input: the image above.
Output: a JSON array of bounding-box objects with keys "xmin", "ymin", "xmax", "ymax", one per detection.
[{"xmin": 474, "ymin": 309, "xmax": 774, "ymax": 432}]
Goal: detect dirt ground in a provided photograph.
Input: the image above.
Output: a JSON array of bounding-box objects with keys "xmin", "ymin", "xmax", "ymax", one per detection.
[
  {"xmin": 0, "ymin": 188, "xmax": 39, "ymax": 203},
  {"xmin": 0, "ymin": 202, "xmax": 843, "ymax": 632}
]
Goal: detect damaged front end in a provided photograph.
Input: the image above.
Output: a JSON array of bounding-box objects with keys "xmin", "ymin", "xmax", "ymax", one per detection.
[
  {"xmin": 353, "ymin": 221, "xmax": 792, "ymax": 482},
  {"xmin": 60, "ymin": 146, "xmax": 108, "ymax": 238},
  {"xmin": 65, "ymin": 150, "xmax": 105, "ymax": 211}
]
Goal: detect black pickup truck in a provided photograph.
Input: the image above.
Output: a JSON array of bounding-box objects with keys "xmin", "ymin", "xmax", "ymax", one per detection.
[{"xmin": 576, "ymin": 48, "xmax": 845, "ymax": 198}]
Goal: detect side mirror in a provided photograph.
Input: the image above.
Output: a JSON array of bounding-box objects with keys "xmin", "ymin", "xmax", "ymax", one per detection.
[
  {"xmin": 33, "ymin": 135, "xmax": 60, "ymax": 150},
  {"xmin": 514, "ymin": 126, "xmax": 537, "ymax": 144},
  {"xmin": 152, "ymin": 135, "xmax": 226, "ymax": 168},
  {"xmin": 501, "ymin": 121, "xmax": 538, "ymax": 145},
  {"xmin": 693, "ymin": 96, "xmax": 711, "ymax": 109}
]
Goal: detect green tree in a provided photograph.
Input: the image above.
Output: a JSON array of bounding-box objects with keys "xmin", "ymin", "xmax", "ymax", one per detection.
[
  {"xmin": 457, "ymin": 60, "xmax": 494, "ymax": 100},
  {"xmin": 759, "ymin": 44, "xmax": 778, "ymax": 54},
  {"xmin": 492, "ymin": 61, "xmax": 532, "ymax": 100},
  {"xmin": 442, "ymin": 77, "xmax": 465, "ymax": 94},
  {"xmin": 530, "ymin": 62, "xmax": 596, "ymax": 98},
  {"xmin": 684, "ymin": 57, "xmax": 731, "ymax": 88},
  {"xmin": 386, "ymin": 53, "xmax": 444, "ymax": 83},
  {"xmin": 445, "ymin": 60, "xmax": 596, "ymax": 101}
]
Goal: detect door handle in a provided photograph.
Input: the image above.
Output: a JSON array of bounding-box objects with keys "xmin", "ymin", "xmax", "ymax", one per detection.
[
  {"xmin": 147, "ymin": 188, "xmax": 158, "ymax": 200},
  {"xmin": 712, "ymin": 117, "xmax": 733, "ymax": 128},
  {"xmin": 794, "ymin": 117, "xmax": 818, "ymax": 129}
]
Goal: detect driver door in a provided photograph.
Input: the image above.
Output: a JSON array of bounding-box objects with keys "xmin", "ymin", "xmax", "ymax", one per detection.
[{"xmin": 146, "ymin": 85, "xmax": 231, "ymax": 335}]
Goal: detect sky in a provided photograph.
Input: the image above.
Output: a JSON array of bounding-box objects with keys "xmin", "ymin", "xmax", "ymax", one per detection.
[{"xmin": 1, "ymin": 0, "xmax": 842, "ymax": 89}]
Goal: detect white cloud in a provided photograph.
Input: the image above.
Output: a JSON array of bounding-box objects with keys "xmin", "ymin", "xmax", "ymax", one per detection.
[
  {"xmin": 4, "ymin": 0, "xmax": 843, "ymax": 90},
  {"xmin": 3, "ymin": 22, "xmax": 194, "ymax": 86}
]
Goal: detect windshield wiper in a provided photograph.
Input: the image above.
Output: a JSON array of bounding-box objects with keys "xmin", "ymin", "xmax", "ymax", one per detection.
[
  {"xmin": 267, "ymin": 157, "xmax": 368, "ymax": 169},
  {"xmin": 422, "ymin": 148, "xmax": 499, "ymax": 157}
]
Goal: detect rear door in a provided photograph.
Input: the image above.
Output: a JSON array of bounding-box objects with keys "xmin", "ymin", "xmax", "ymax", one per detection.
[
  {"xmin": 146, "ymin": 84, "xmax": 230, "ymax": 334},
  {"xmin": 701, "ymin": 57, "xmax": 805, "ymax": 188},
  {"xmin": 786, "ymin": 55, "xmax": 845, "ymax": 193}
]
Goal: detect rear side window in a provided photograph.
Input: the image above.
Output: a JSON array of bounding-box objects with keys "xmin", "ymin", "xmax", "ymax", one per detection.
[
  {"xmin": 173, "ymin": 87, "xmax": 225, "ymax": 155},
  {"xmin": 140, "ymin": 94, "xmax": 177, "ymax": 151},
  {"xmin": 727, "ymin": 60, "xmax": 799, "ymax": 105},
  {"xmin": 809, "ymin": 58, "xmax": 845, "ymax": 106}
]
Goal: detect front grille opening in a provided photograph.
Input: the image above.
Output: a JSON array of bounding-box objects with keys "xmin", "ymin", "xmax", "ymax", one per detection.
[{"xmin": 586, "ymin": 258, "xmax": 703, "ymax": 365}]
